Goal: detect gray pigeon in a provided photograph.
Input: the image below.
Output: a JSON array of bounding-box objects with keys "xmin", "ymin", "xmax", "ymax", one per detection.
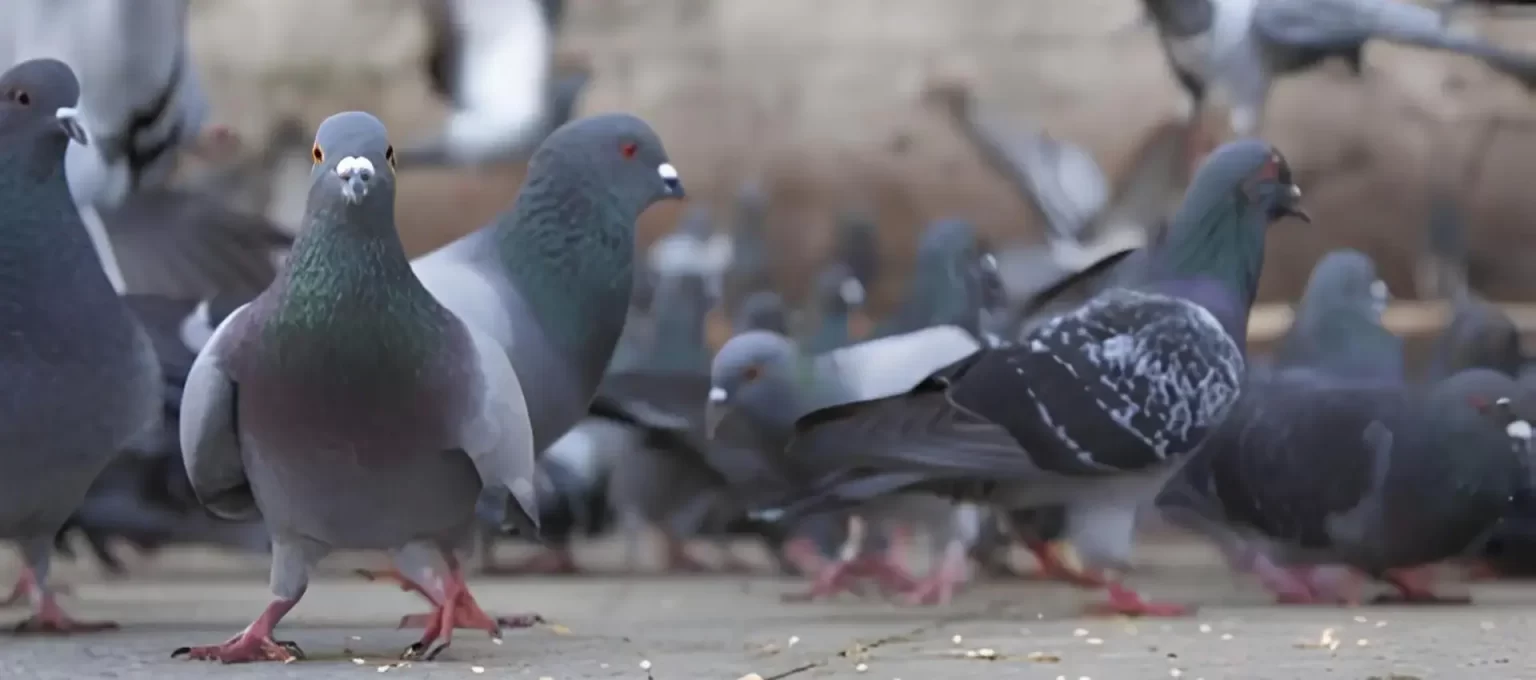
[
  {"xmin": 173, "ymin": 112, "xmax": 540, "ymax": 663},
  {"xmin": 1273, "ymin": 249, "xmax": 1403, "ymax": 381},
  {"xmin": 0, "ymin": 59, "xmax": 161, "ymax": 633},
  {"xmin": 411, "ymin": 112, "xmax": 682, "ymax": 458},
  {"xmin": 1422, "ymin": 192, "xmax": 1525, "ymax": 381},
  {"xmin": 831, "ymin": 209, "xmax": 882, "ymax": 295},
  {"xmin": 734, "ymin": 290, "xmax": 791, "ymax": 336},
  {"xmin": 721, "ymin": 180, "xmax": 774, "ymax": 318},
  {"xmin": 874, "ymin": 218, "xmax": 991, "ymax": 339},
  {"xmin": 1143, "ymin": 0, "xmax": 1536, "ymax": 149},
  {"xmin": 1162, "ymin": 368, "xmax": 1531, "ymax": 604},
  {"xmin": 757, "ymin": 140, "xmax": 1308, "ymax": 616},
  {"xmin": 802, "ymin": 262, "xmax": 866, "ymax": 354}
]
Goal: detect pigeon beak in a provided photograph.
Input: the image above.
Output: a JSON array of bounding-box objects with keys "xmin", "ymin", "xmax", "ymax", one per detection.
[
  {"xmin": 1281, "ymin": 184, "xmax": 1311, "ymax": 223},
  {"xmin": 704, "ymin": 387, "xmax": 730, "ymax": 439},
  {"xmin": 54, "ymin": 107, "xmax": 88, "ymax": 146},
  {"xmin": 658, "ymin": 162, "xmax": 685, "ymax": 199},
  {"xmin": 336, "ymin": 156, "xmax": 375, "ymax": 204}
]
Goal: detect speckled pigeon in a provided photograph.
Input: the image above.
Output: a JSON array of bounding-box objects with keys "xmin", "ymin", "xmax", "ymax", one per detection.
[
  {"xmin": 756, "ymin": 140, "xmax": 1308, "ymax": 616},
  {"xmin": 1143, "ymin": 0, "xmax": 1536, "ymax": 155},
  {"xmin": 1273, "ymin": 249, "xmax": 1403, "ymax": 381},
  {"xmin": 1165, "ymin": 367, "xmax": 1532, "ymax": 604},
  {"xmin": 0, "ymin": 59, "xmax": 161, "ymax": 633},
  {"xmin": 173, "ymin": 112, "xmax": 541, "ymax": 663}
]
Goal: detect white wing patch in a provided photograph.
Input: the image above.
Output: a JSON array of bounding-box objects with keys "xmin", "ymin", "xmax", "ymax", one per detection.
[{"xmin": 1028, "ymin": 289, "xmax": 1244, "ymax": 463}]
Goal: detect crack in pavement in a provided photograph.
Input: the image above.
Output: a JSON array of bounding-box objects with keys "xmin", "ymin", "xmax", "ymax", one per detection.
[{"xmin": 763, "ymin": 601, "xmax": 1015, "ymax": 680}]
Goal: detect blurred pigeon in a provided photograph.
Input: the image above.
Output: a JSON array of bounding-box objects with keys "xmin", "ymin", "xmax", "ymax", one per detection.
[
  {"xmin": 403, "ymin": 0, "xmax": 564, "ymax": 166},
  {"xmin": 1166, "ymin": 368, "xmax": 1531, "ymax": 604},
  {"xmin": 874, "ymin": 218, "xmax": 991, "ymax": 339},
  {"xmin": 647, "ymin": 205, "xmax": 733, "ymax": 295},
  {"xmin": 173, "ymin": 112, "xmax": 541, "ymax": 663},
  {"xmin": 757, "ymin": 140, "xmax": 1308, "ymax": 616},
  {"xmin": 188, "ymin": 116, "xmax": 312, "ymax": 233},
  {"xmin": 1273, "ymin": 249, "xmax": 1403, "ymax": 381},
  {"xmin": 1422, "ymin": 190, "xmax": 1524, "ymax": 380},
  {"xmin": 721, "ymin": 181, "xmax": 774, "ymax": 317},
  {"xmin": 803, "ymin": 263, "xmax": 866, "ymax": 354},
  {"xmin": 1143, "ymin": 0, "xmax": 1536, "ymax": 152},
  {"xmin": 831, "ymin": 209, "xmax": 882, "ymax": 295},
  {"xmin": 0, "ymin": 59, "xmax": 162, "ymax": 633},
  {"xmin": 0, "ymin": 0, "xmax": 239, "ymax": 293},
  {"xmin": 734, "ymin": 290, "xmax": 791, "ymax": 336}
]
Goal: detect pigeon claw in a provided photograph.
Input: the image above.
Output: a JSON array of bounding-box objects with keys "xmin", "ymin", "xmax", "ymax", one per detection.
[
  {"xmin": 1029, "ymin": 539, "xmax": 1106, "ymax": 587},
  {"xmin": 783, "ymin": 553, "xmax": 918, "ymax": 602},
  {"xmin": 11, "ymin": 591, "xmax": 117, "ymax": 634},
  {"xmin": 1085, "ymin": 583, "xmax": 1193, "ymax": 618},
  {"xmin": 1372, "ymin": 567, "xmax": 1472, "ymax": 606},
  {"xmin": 171, "ymin": 637, "xmax": 304, "ymax": 664}
]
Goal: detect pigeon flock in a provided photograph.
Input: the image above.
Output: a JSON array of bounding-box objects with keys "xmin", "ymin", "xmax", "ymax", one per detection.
[{"xmin": 6, "ymin": 0, "xmax": 1536, "ymax": 669}]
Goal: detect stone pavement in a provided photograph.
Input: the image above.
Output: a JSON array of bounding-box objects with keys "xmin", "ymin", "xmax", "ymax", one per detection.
[{"xmin": 3, "ymin": 539, "xmax": 1535, "ymax": 679}]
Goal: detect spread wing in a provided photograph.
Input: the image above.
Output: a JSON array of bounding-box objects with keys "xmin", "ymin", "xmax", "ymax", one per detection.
[{"xmin": 179, "ymin": 303, "xmax": 256, "ymax": 520}]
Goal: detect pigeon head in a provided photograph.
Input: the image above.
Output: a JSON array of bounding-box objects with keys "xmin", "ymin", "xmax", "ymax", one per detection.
[
  {"xmin": 0, "ymin": 58, "xmax": 88, "ymax": 154},
  {"xmin": 306, "ymin": 111, "xmax": 395, "ymax": 213},
  {"xmin": 1436, "ymin": 369, "xmax": 1534, "ymax": 454},
  {"xmin": 813, "ymin": 263, "xmax": 865, "ymax": 316},
  {"xmin": 1193, "ymin": 138, "xmax": 1308, "ymax": 225},
  {"xmin": 733, "ymin": 290, "xmax": 789, "ymax": 335},
  {"xmin": 891, "ymin": 218, "xmax": 987, "ymax": 333},
  {"xmin": 1299, "ymin": 249, "xmax": 1387, "ymax": 323},
  {"xmin": 532, "ymin": 113, "xmax": 683, "ymax": 212},
  {"xmin": 706, "ymin": 330, "xmax": 799, "ymax": 438}
]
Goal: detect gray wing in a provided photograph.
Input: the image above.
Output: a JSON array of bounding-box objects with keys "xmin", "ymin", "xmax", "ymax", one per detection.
[
  {"xmin": 811, "ymin": 325, "xmax": 983, "ymax": 409},
  {"xmin": 104, "ymin": 189, "xmax": 292, "ymax": 300},
  {"xmin": 179, "ymin": 303, "xmax": 256, "ymax": 521},
  {"xmin": 1254, "ymin": 0, "xmax": 1504, "ymax": 53},
  {"xmin": 457, "ymin": 322, "xmax": 541, "ymax": 538}
]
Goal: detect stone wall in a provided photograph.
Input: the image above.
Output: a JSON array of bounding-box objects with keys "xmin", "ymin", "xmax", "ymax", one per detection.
[{"xmin": 187, "ymin": 0, "xmax": 1536, "ymax": 305}]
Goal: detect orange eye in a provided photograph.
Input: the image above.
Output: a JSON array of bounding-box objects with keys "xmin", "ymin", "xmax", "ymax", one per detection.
[
  {"xmin": 311, "ymin": 143, "xmax": 324, "ymax": 164},
  {"xmin": 620, "ymin": 141, "xmax": 638, "ymax": 159}
]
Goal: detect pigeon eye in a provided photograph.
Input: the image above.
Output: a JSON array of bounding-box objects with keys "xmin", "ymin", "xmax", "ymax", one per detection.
[
  {"xmin": 620, "ymin": 141, "xmax": 638, "ymax": 160},
  {"xmin": 742, "ymin": 365, "xmax": 762, "ymax": 382},
  {"xmin": 311, "ymin": 143, "xmax": 324, "ymax": 165},
  {"xmin": 385, "ymin": 145, "xmax": 396, "ymax": 170},
  {"xmin": 6, "ymin": 89, "xmax": 30, "ymax": 106}
]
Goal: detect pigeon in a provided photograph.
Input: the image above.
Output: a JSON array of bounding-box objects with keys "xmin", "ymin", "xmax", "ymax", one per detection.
[
  {"xmin": 756, "ymin": 139, "xmax": 1308, "ymax": 616},
  {"xmin": 172, "ymin": 111, "xmax": 542, "ymax": 663},
  {"xmin": 188, "ymin": 115, "xmax": 313, "ymax": 233},
  {"xmin": 647, "ymin": 205, "xmax": 733, "ymax": 297},
  {"xmin": 1142, "ymin": 0, "xmax": 1536, "ymax": 156},
  {"xmin": 720, "ymin": 181, "xmax": 774, "ymax": 318},
  {"xmin": 0, "ymin": 59, "xmax": 162, "ymax": 633},
  {"xmin": 734, "ymin": 290, "xmax": 791, "ymax": 336},
  {"xmin": 1273, "ymin": 249, "xmax": 1403, "ymax": 381},
  {"xmin": 802, "ymin": 263, "xmax": 866, "ymax": 354},
  {"xmin": 410, "ymin": 112, "xmax": 683, "ymax": 457},
  {"xmin": 0, "ymin": 0, "xmax": 239, "ymax": 292},
  {"xmin": 1422, "ymin": 192, "xmax": 1524, "ymax": 381},
  {"xmin": 874, "ymin": 218, "xmax": 991, "ymax": 339},
  {"xmin": 831, "ymin": 209, "xmax": 882, "ymax": 299},
  {"xmin": 1167, "ymin": 368, "xmax": 1532, "ymax": 604}
]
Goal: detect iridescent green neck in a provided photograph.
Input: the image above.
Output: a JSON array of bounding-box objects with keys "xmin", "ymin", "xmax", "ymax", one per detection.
[{"xmin": 1158, "ymin": 193, "xmax": 1267, "ymax": 309}]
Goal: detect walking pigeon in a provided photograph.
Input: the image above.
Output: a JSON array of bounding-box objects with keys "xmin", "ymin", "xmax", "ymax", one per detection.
[
  {"xmin": 756, "ymin": 139, "xmax": 1308, "ymax": 616},
  {"xmin": 173, "ymin": 112, "xmax": 541, "ymax": 663},
  {"xmin": 1162, "ymin": 368, "xmax": 1532, "ymax": 604},
  {"xmin": 734, "ymin": 290, "xmax": 791, "ymax": 336},
  {"xmin": 0, "ymin": 59, "xmax": 162, "ymax": 633},
  {"xmin": 1142, "ymin": 0, "xmax": 1536, "ymax": 158}
]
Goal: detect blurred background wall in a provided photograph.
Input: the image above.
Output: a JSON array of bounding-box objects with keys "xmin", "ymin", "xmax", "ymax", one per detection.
[{"xmin": 187, "ymin": 0, "xmax": 1536, "ymax": 307}]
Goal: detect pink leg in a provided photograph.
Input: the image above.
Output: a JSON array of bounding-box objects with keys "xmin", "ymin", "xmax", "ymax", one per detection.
[
  {"xmin": 172, "ymin": 598, "xmax": 301, "ymax": 663},
  {"xmin": 902, "ymin": 540, "xmax": 969, "ymax": 606},
  {"xmin": 1252, "ymin": 554, "xmax": 1325, "ymax": 604},
  {"xmin": 782, "ymin": 559, "xmax": 867, "ymax": 602},
  {"xmin": 1085, "ymin": 582, "xmax": 1192, "ymax": 618},
  {"xmin": 781, "ymin": 537, "xmax": 827, "ymax": 577},
  {"xmin": 359, "ymin": 562, "xmax": 543, "ymax": 630},
  {"xmin": 663, "ymin": 535, "xmax": 712, "ymax": 574},
  {"xmin": 1301, "ymin": 565, "xmax": 1364, "ymax": 605},
  {"xmin": 844, "ymin": 551, "xmax": 919, "ymax": 594},
  {"xmin": 483, "ymin": 547, "xmax": 581, "ymax": 576},
  {"xmin": 10, "ymin": 567, "xmax": 116, "ymax": 634},
  {"xmin": 1025, "ymin": 539, "xmax": 1106, "ymax": 588},
  {"xmin": 1373, "ymin": 566, "xmax": 1471, "ymax": 605},
  {"xmin": 886, "ymin": 523, "xmax": 913, "ymax": 563}
]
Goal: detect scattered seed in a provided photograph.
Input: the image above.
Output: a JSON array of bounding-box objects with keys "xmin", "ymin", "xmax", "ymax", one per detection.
[
  {"xmin": 1197, "ymin": 624, "xmax": 1212, "ymax": 634},
  {"xmin": 737, "ymin": 674, "xmax": 764, "ymax": 680},
  {"xmin": 976, "ymin": 648, "xmax": 997, "ymax": 659},
  {"xmin": 640, "ymin": 659, "xmax": 653, "ymax": 671},
  {"xmin": 1027, "ymin": 651, "xmax": 1062, "ymax": 663},
  {"xmin": 788, "ymin": 635, "xmax": 800, "ymax": 647},
  {"xmin": 855, "ymin": 662, "xmax": 869, "ymax": 672},
  {"xmin": 1219, "ymin": 634, "xmax": 1233, "ymax": 641},
  {"xmin": 349, "ymin": 636, "xmax": 362, "ymax": 641},
  {"xmin": 1374, "ymin": 620, "xmax": 1388, "ymax": 628},
  {"xmin": 1170, "ymin": 670, "xmax": 1183, "ymax": 678},
  {"xmin": 548, "ymin": 625, "xmax": 572, "ymax": 635},
  {"xmin": 470, "ymin": 666, "xmax": 486, "ymax": 674},
  {"xmin": 351, "ymin": 658, "xmax": 365, "ymax": 665},
  {"xmin": 1353, "ymin": 616, "xmax": 1368, "ymax": 623},
  {"xmin": 1086, "ymin": 638, "xmax": 1104, "ymax": 645},
  {"xmin": 491, "ymin": 637, "xmax": 504, "ymax": 646},
  {"xmin": 1073, "ymin": 628, "xmax": 1089, "ymax": 637},
  {"xmin": 1480, "ymin": 621, "xmax": 1497, "ymax": 631},
  {"xmin": 952, "ymin": 634, "xmax": 964, "ymax": 645}
]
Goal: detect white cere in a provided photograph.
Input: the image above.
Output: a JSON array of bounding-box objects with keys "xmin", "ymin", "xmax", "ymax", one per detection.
[
  {"xmin": 839, "ymin": 278, "xmax": 866, "ymax": 306},
  {"xmin": 708, "ymin": 387, "xmax": 729, "ymax": 403},
  {"xmin": 336, "ymin": 155, "xmax": 375, "ymax": 175},
  {"xmin": 658, "ymin": 162, "xmax": 679, "ymax": 180},
  {"xmin": 1508, "ymin": 420, "xmax": 1532, "ymax": 441}
]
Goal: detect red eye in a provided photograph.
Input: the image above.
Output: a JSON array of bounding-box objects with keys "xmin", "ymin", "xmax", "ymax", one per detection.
[{"xmin": 620, "ymin": 141, "xmax": 638, "ymax": 159}]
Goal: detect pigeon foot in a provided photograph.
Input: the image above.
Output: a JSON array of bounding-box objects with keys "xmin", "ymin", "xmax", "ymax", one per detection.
[
  {"xmin": 1252, "ymin": 557, "xmax": 1360, "ymax": 605},
  {"xmin": 1029, "ymin": 539, "xmax": 1106, "ymax": 587},
  {"xmin": 1461, "ymin": 559, "xmax": 1502, "ymax": 582},
  {"xmin": 783, "ymin": 553, "xmax": 918, "ymax": 602},
  {"xmin": 1373, "ymin": 567, "xmax": 1471, "ymax": 605},
  {"xmin": 483, "ymin": 548, "xmax": 580, "ymax": 576},
  {"xmin": 664, "ymin": 536, "xmax": 713, "ymax": 573},
  {"xmin": 717, "ymin": 549, "xmax": 757, "ymax": 574},
  {"xmin": 395, "ymin": 559, "xmax": 543, "ymax": 653},
  {"xmin": 172, "ymin": 598, "xmax": 301, "ymax": 662},
  {"xmin": 902, "ymin": 541, "xmax": 969, "ymax": 606},
  {"xmin": 1085, "ymin": 583, "xmax": 1192, "ymax": 618},
  {"xmin": 781, "ymin": 537, "xmax": 828, "ymax": 577}
]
